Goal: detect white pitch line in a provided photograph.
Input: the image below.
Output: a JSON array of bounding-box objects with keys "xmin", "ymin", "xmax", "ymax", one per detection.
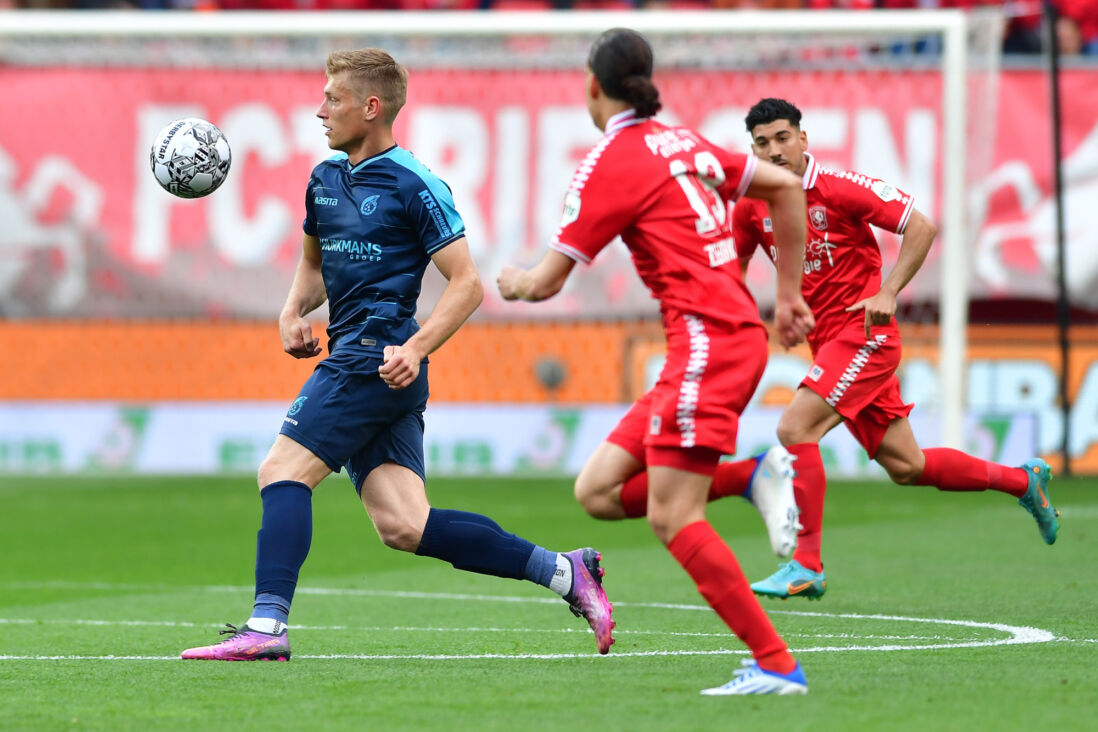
[
  {"xmin": 0, "ymin": 581, "xmax": 1063, "ymax": 660},
  {"xmin": 0, "ymin": 618, "xmax": 968, "ymax": 642}
]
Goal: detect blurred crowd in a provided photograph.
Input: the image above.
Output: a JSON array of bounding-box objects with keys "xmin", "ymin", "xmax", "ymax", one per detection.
[{"xmin": 2, "ymin": 0, "xmax": 1095, "ymax": 56}]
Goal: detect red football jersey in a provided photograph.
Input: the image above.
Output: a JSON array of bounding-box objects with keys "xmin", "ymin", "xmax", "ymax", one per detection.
[
  {"xmin": 550, "ymin": 110, "xmax": 761, "ymax": 331},
  {"xmin": 733, "ymin": 152, "xmax": 915, "ymax": 350}
]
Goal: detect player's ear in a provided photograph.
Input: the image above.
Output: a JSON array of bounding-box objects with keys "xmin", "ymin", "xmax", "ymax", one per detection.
[
  {"xmin": 363, "ymin": 95, "xmax": 382, "ymax": 122},
  {"xmin": 587, "ymin": 73, "xmax": 601, "ymax": 101}
]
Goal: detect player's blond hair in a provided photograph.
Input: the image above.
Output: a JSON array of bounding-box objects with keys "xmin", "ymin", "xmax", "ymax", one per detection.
[{"xmin": 326, "ymin": 49, "xmax": 408, "ymax": 125}]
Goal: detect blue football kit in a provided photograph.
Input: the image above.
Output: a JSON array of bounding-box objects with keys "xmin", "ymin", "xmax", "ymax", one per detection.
[
  {"xmin": 279, "ymin": 145, "xmax": 465, "ymax": 489},
  {"xmin": 179, "ymin": 138, "xmax": 614, "ymax": 662}
]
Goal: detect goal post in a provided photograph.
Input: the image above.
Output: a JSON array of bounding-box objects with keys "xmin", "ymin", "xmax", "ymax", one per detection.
[{"xmin": 1, "ymin": 9, "xmax": 1003, "ymax": 451}]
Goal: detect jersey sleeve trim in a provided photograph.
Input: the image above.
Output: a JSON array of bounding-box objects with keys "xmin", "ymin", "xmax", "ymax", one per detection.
[
  {"xmin": 549, "ymin": 240, "xmax": 593, "ymax": 265},
  {"xmin": 425, "ymin": 232, "xmax": 466, "ymax": 256},
  {"xmin": 732, "ymin": 153, "xmax": 758, "ymax": 201},
  {"xmin": 390, "ymin": 147, "xmax": 468, "ymax": 238},
  {"xmin": 896, "ymin": 195, "xmax": 915, "ymax": 234}
]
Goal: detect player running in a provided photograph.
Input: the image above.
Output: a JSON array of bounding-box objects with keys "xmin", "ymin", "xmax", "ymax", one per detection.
[
  {"xmin": 180, "ymin": 48, "xmax": 614, "ymax": 662},
  {"xmin": 498, "ymin": 29, "xmax": 814, "ymax": 696},
  {"xmin": 725, "ymin": 98, "xmax": 1060, "ymax": 601}
]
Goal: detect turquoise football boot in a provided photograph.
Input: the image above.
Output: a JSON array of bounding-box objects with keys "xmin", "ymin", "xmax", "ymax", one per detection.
[
  {"xmin": 1017, "ymin": 458, "xmax": 1059, "ymax": 545},
  {"xmin": 750, "ymin": 560, "xmax": 826, "ymax": 600}
]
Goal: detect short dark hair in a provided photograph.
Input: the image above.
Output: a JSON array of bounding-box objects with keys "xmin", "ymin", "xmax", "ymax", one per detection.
[
  {"xmin": 327, "ymin": 48, "xmax": 408, "ymax": 125},
  {"xmin": 745, "ymin": 98, "xmax": 802, "ymax": 133},
  {"xmin": 587, "ymin": 28, "xmax": 662, "ymax": 118}
]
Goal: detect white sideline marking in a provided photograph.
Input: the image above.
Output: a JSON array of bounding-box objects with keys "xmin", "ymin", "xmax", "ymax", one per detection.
[{"xmin": 0, "ymin": 580, "xmax": 1065, "ymax": 661}]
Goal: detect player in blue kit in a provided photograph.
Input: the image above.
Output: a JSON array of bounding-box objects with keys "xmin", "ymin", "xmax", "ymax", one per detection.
[{"xmin": 181, "ymin": 48, "xmax": 614, "ymax": 661}]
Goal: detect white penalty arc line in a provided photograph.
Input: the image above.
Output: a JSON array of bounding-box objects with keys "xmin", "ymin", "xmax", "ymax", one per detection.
[
  {"xmin": 0, "ymin": 624, "xmax": 1057, "ymax": 662},
  {"xmin": 0, "ymin": 591, "xmax": 1062, "ymax": 661}
]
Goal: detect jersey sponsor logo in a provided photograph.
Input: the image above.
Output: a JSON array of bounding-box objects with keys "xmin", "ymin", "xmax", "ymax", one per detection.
[
  {"xmin": 560, "ymin": 192, "xmax": 581, "ymax": 228},
  {"xmin": 359, "ymin": 194, "xmax": 380, "ymax": 216},
  {"xmin": 825, "ymin": 335, "xmax": 888, "ymax": 407},
  {"xmin": 809, "ymin": 205, "xmax": 829, "ymax": 231},
  {"xmin": 808, "ymin": 364, "xmax": 825, "ymax": 382},
  {"xmin": 649, "ymin": 415, "xmax": 661, "ymax": 436},
  {"xmin": 805, "ymin": 233, "xmax": 836, "ymax": 274},
  {"xmin": 320, "ymin": 237, "xmax": 383, "ymax": 262},
  {"xmin": 763, "ymin": 217, "xmax": 773, "ymax": 233},
  {"xmin": 314, "ymin": 195, "xmax": 339, "ymax": 206},
  {"xmin": 288, "ymin": 396, "xmax": 308, "ymax": 416},
  {"xmin": 871, "ymin": 180, "xmax": 900, "ymax": 202},
  {"xmin": 643, "ymin": 128, "xmax": 699, "ymax": 158},
  {"xmin": 704, "ymin": 237, "xmax": 738, "ymax": 268},
  {"xmin": 418, "ymin": 189, "xmax": 453, "ymax": 238}
]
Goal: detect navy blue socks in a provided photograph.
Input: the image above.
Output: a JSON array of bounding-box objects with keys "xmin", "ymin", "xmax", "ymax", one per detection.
[
  {"xmin": 252, "ymin": 480, "xmax": 313, "ymax": 625},
  {"xmin": 416, "ymin": 507, "xmax": 549, "ymax": 584}
]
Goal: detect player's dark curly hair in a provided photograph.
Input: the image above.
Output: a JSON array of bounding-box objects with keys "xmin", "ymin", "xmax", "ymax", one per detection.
[
  {"xmin": 745, "ymin": 98, "xmax": 803, "ymax": 132},
  {"xmin": 587, "ymin": 28, "xmax": 662, "ymax": 119}
]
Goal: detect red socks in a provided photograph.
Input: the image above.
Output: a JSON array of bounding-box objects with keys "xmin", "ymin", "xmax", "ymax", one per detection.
[
  {"xmin": 710, "ymin": 458, "xmax": 755, "ymax": 499},
  {"xmin": 619, "ymin": 472, "xmax": 650, "ymax": 518},
  {"xmin": 618, "ymin": 460, "xmax": 754, "ymax": 519},
  {"xmin": 787, "ymin": 443, "xmax": 826, "ymax": 573},
  {"xmin": 668, "ymin": 520, "xmax": 796, "ymax": 673},
  {"xmin": 918, "ymin": 448, "xmax": 1028, "ymax": 497}
]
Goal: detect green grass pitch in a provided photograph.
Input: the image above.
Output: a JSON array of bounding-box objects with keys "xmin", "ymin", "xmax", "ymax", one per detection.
[{"xmin": 2, "ymin": 474, "xmax": 1097, "ymax": 731}]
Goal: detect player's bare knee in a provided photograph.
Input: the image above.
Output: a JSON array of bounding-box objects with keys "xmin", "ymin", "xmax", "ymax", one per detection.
[
  {"xmin": 573, "ymin": 479, "xmax": 603, "ymax": 516},
  {"xmin": 256, "ymin": 460, "xmax": 281, "ymax": 491},
  {"xmin": 646, "ymin": 512, "xmax": 675, "ymax": 546},
  {"xmin": 886, "ymin": 463, "xmax": 923, "ymax": 486},
  {"xmin": 374, "ymin": 516, "xmax": 422, "ymax": 553},
  {"xmin": 775, "ymin": 421, "xmax": 805, "ymax": 447},
  {"xmin": 573, "ymin": 477, "xmax": 592, "ymax": 505}
]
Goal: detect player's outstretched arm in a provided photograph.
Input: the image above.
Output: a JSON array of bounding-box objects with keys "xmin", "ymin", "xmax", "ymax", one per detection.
[
  {"xmin": 379, "ymin": 236, "xmax": 483, "ymax": 390},
  {"xmin": 497, "ymin": 249, "xmax": 577, "ymax": 302},
  {"xmin": 845, "ymin": 208, "xmax": 938, "ymax": 337},
  {"xmin": 279, "ymin": 233, "xmax": 326, "ymax": 359},
  {"xmin": 744, "ymin": 160, "xmax": 814, "ymax": 348}
]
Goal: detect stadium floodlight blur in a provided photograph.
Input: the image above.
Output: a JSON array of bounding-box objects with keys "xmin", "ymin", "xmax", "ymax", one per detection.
[{"xmin": 0, "ymin": 8, "xmax": 1006, "ymax": 450}]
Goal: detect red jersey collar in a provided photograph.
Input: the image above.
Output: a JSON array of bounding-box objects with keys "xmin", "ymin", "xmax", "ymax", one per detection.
[
  {"xmin": 801, "ymin": 152, "xmax": 820, "ymax": 190},
  {"xmin": 604, "ymin": 108, "xmax": 646, "ymax": 135}
]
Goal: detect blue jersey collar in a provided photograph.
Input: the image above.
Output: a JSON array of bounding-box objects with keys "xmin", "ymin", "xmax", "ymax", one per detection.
[{"xmin": 349, "ymin": 144, "xmax": 400, "ymax": 173}]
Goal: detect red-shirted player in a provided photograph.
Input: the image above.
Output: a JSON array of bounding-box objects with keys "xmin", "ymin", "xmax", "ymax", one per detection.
[
  {"xmin": 723, "ymin": 98, "xmax": 1060, "ymax": 602},
  {"xmin": 498, "ymin": 29, "xmax": 815, "ymax": 696}
]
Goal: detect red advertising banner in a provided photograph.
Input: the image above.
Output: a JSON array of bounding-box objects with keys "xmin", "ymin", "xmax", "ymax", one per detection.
[{"xmin": 0, "ymin": 66, "xmax": 1094, "ymax": 318}]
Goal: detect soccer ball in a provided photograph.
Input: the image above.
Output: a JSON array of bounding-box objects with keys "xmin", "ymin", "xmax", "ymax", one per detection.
[{"xmin": 149, "ymin": 118, "xmax": 231, "ymax": 198}]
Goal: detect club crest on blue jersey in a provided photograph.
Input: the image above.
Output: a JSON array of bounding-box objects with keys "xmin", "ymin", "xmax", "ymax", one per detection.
[{"xmin": 360, "ymin": 195, "xmax": 380, "ymax": 216}]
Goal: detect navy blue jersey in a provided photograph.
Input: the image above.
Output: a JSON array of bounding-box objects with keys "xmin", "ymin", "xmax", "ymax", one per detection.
[{"xmin": 303, "ymin": 145, "xmax": 466, "ymax": 355}]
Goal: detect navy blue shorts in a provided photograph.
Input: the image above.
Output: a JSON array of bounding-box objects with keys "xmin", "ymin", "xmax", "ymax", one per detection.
[{"xmin": 279, "ymin": 348, "xmax": 428, "ymax": 493}]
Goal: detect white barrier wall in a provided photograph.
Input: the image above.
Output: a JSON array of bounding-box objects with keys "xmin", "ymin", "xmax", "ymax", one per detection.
[{"xmin": 0, "ymin": 402, "xmax": 1034, "ymax": 480}]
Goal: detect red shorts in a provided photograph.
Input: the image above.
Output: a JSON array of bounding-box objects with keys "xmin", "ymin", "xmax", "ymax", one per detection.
[
  {"xmin": 607, "ymin": 314, "xmax": 768, "ymax": 473},
  {"xmin": 802, "ymin": 327, "xmax": 913, "ymax": 458}
]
